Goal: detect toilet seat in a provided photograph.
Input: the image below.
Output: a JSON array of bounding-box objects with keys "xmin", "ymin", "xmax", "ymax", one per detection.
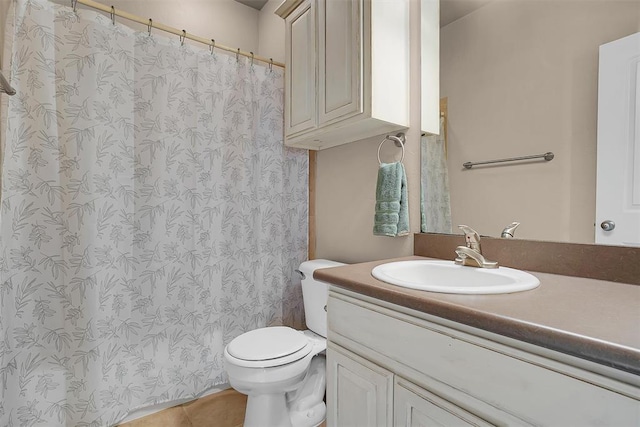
[{"xmin": 226, "ymin": 326, "xmax": 313, "ymax": 368}]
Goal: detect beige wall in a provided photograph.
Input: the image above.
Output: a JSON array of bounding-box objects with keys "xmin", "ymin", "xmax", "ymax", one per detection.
[
  {"xmin": 315, "ymin": 0, "xmax": 423, "ymax": 264},
  {"xmin": 104, "ymin": 0, "xmax": 259, "ymax": 53},
  {"xmin": 258, "ymin": 0, "xmax": 285, "ymax": 63},
  {"xmin": 442, "ymin": 1, "xmax": 640, "ymax": 243}
]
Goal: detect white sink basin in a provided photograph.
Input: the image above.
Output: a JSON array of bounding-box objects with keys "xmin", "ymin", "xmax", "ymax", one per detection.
[{"xmin": 371, "ymin": 260, "xmax": 540, "ymax": 294}]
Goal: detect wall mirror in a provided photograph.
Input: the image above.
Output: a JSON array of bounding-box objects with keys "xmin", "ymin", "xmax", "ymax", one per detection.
[{"xmin": 421, "ymin": 0, "xmax": 639, "ymax": 244}]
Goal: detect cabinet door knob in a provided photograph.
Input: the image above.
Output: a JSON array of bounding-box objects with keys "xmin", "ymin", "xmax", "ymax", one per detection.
[{"xmin": 600, "ymin": 220, "xmax": 615, "ymax": 231}]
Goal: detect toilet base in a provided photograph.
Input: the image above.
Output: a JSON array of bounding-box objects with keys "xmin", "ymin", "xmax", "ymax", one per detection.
[
  {"xmin": 240, "ymin": 355, "xmax": 326, "ymax": 427},
  {"xmin": 288, "ymin": 355, "xmax": 326, "ymax": 427},
  {"xmin": 244, "ymin": 393, "xmax": 292, "ymax": 427}
]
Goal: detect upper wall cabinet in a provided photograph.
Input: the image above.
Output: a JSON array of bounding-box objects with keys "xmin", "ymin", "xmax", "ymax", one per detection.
[{"xmin": 276, "ymin": 0, "xmax": 410, "ymax": 150}]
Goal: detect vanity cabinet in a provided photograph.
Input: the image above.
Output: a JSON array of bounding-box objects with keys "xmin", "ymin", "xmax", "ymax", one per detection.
[
  {"xmin": 326, "ymin": 288, "xmax": 640, "ymax": 426},
  {"xmin": 276, "ymin": 0, "xmax": 410, "ymax": 150}
]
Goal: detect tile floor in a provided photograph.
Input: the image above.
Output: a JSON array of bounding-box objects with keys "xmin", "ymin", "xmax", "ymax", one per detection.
[
  {"xmin": 118, "ymin": 389, "xmax": 246, "ymax": 427},
  {"xmin": 118, "ymin": 388, "xmax": 327, "ymax": 427}
]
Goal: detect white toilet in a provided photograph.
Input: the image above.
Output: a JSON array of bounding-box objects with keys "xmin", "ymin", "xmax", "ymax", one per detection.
[{"xmin": 224, "ymin": 259, "xmax": 344, "ymax": 427}]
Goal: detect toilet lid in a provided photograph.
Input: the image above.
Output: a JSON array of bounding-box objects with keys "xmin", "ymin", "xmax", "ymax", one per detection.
[{"xmin": 226, "ymin": 326, "xmax": 309, "ymax": 361}]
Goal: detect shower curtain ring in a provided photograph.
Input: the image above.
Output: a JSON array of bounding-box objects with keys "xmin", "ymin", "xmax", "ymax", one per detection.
[
  {"xmin": 71, "ymin": 0, "xmax": 77, "ymax": 12},
  {"xmin": 250, "ymin": 52, "xmax": 254, "ymax": 67},
  {"xmin": 110, "ymin": 6, "xmax": 116, "ymax": 25},
  {"xmin": 147, "ymin": 18, "xmax": 153, "ymax": 36},
  {"xmin": 180, "ymin": 30, "xmax": 186, "ymax": 46},
  {"xmin": 236, "ymin": 48, "xmax": 240, "ymax": 63},
  {"xmin": 210, "ymin": 39, "xmax": 215, "ymax": 55},
  {"xmin": 269, "ymin": 58, "xmax": 273, "ymax": 72}
]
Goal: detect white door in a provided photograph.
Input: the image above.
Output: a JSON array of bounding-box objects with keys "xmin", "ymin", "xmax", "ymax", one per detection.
[{"xmin": 596, "ymin": 32, "xmax": 640, "ymax": 246}]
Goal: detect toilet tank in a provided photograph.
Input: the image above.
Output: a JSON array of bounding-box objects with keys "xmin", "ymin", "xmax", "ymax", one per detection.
[{"xmin": 297, "ymin": 259, "xmax": 345, "ymax": 338}]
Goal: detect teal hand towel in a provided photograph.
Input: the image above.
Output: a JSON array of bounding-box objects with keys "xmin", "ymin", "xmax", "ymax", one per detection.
[{"xmin": 373, "ymin": 162, "xmax": 410, "ymax": 237}]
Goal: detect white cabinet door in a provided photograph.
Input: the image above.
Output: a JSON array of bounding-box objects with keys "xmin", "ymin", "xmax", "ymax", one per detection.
[
  {"xmin": 318, "ymin": 0, "xmax": 363, "ymax": 126},
  {"xmin": 326, "ymin": 344, "xmax": 393, "ymax": 427},
  {"xmin": 394, "ymin": 378, "xmax": 495, "ymax": 427},
  {"xmin": 285, "ymin": 0, "xmax": 317, "ymax": 136}
]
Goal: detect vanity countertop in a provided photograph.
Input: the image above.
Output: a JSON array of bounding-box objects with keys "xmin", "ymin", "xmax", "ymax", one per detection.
[{"xmin": 315, "ymin": 256, "xmax": 640, "ymax": 376}]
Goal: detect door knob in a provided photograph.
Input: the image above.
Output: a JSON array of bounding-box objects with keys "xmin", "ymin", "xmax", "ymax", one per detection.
[{"xmin": 600, "ymin": 220, "xmax": 615, "ymax": 231}]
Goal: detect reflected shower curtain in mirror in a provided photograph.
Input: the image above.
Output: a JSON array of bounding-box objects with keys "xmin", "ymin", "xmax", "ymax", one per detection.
[
  {"xmin": 0, "ymin": 0, "xmax": 308, "ymax": 425},
  {"xmin": 421, "ymin": 117, "xmax": 452, "ymax": 233}
]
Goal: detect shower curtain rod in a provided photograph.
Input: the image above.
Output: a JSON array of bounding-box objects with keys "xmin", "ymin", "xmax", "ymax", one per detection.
[{"xmin": 72, "ymin": 0, "xmax": 285, "ymax": 68}]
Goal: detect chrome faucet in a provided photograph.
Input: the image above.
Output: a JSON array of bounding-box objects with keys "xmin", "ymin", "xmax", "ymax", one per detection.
[
  {"xmin": 501, "ymin": 222, "xmax": 520, "ymax": 238},
  {"xmin": 454, "ymin": 225, "xmax": 498, "ymax": 269}
]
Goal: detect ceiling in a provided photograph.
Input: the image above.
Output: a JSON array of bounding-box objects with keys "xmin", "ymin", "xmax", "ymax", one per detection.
[
  {"xmin": 441, "ymin": 0, "xmax": 493, "ymax": 27},
  {"xmin": 235, "ymin": 0, "xmax": 269, "ymax": 11}
]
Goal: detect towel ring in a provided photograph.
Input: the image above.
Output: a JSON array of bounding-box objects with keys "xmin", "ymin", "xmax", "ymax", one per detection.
[{"xmin": 378, "ymin": 135, "xmax": 405, "ymax": 165}]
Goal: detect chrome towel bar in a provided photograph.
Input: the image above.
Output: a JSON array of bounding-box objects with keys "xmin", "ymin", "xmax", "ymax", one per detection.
[{"xmin": 463, "ymin": 152, "xmax": 554, "ymax": 169}]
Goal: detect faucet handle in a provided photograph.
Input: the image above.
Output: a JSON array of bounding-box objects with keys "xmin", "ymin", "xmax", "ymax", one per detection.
[
  {"xmin": 458, "ymin": 225, "xmax": 481, "ymax": 251},
  {"xmin": 501, "ymin": 222, "xmax": 520, "ymax": 238}
]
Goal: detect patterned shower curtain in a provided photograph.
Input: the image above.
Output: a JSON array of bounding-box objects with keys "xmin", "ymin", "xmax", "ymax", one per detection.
[{"xmin": 0, "ymin": 0, "xmax": 308, "ymax": 425}]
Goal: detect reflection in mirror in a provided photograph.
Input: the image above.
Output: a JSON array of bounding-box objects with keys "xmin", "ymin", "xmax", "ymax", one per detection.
[
  {"xmin": 421, "ymin": 104, "xmax": 451, "ymax": 234},
  {"xmin": 421, "ymin": 0, "xmax": 640, "ymax": 243}
]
